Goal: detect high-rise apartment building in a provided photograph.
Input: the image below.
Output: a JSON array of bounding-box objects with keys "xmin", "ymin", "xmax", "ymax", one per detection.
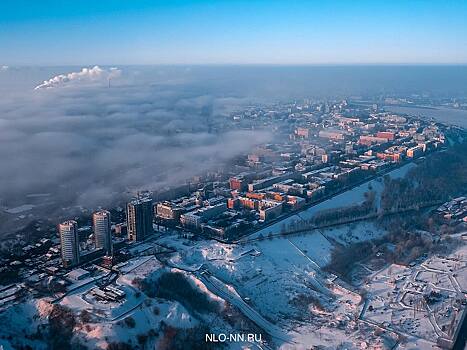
[
  {"xmin": 93, "ymin": 210, "xmax": 112, "ymax": 255},
  {"xmin": 127, "ymin": 197, "xmax": 153, "ymax": 242},
  {"xmin": 59, "ymin": 220, "xmax": 79, "ymax": 267}
]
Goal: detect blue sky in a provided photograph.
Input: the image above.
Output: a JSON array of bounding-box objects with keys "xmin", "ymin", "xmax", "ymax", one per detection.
[{"xmin": 1, "ymin": 0, "xmax": 466, "ymax": 65}]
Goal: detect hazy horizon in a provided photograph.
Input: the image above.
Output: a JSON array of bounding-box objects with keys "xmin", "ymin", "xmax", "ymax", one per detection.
[
  {"xmin": 1, "ymin": 64, "xmax": 466, "ymax": 215},
  {"xmin": 1, "ymin": 1, "xmax": 467, "ymax": 65},
  {"xmin": 2, "ymin": 64, "xmax": 467, "ymax": 95}
]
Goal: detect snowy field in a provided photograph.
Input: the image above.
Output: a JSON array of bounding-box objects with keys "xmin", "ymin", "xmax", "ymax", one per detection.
[
  {"xmin": 161, "ymin": 217, "xmax": 393, "ymax": 348},
  {"xmin": 361, "ymin": 244, "xmax": 467, "ymax": 349},
  {"xmin": 250, "ymin": 162, "xmax": 417, "ymax": 239}
]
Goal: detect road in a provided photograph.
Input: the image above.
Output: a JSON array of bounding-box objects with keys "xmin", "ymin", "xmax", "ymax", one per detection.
[
  {"xmin": 162, "ymin": 257, "xmax": 294, "ymax": 346},
  {"xmin": 196, "ymin": 270, "xmax": 295, "ymax": 346}
]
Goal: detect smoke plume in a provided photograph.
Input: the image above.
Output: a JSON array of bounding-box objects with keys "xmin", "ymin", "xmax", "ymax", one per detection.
[{"xmin": 34, "ymin": 66, "xmax": 122, "ymax": 90}]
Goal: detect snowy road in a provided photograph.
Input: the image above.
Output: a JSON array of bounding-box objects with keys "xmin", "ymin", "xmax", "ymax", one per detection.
[
  {"xmin": 196, "ymin": 271, "xmax": 295, "ymax": 346},
  {"xmin": 163, "ymin": 257, "xmax": 294, "ymax": 345}
]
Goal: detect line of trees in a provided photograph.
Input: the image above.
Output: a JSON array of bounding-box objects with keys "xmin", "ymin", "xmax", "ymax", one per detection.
[
  {"xmin": 381, "ymin": 141, "xmax": 467, "ymax": 212},
  {"xmin": 280, "ymin": 190, "xmax": 376, "ymax": 234}
]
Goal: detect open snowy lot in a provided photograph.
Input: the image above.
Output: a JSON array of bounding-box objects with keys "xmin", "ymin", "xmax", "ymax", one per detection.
[
  {"xmin": 360, "ymin": 244, "xmax": 467, "ymax": 348},
  {"xmin": 160, "ymin": 217, "xmax": 399, "ymax": 348}
]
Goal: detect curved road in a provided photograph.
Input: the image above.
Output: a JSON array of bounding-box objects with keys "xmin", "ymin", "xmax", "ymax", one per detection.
[{"xmin": 196, "ymin": 270, "xmax": 295, "ymax": 346}]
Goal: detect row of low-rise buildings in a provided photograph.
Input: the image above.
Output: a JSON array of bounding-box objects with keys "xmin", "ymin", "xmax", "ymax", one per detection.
[{"xmin": 173, "ymin": 109, "xmax": 445, "ymax": 237}]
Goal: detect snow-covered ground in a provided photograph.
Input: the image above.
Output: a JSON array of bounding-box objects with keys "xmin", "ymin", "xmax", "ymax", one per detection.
[
  {"xmin": 74, "ymin": 297, "xmax": 197, "ymax": 350},
  {"xmin": 250, "ymin": 162, "xmax": 417, "ymax": 239},
  {"xmin": 0, "ymin": 255, "xmax": 235, "ymax": 350},
  {"xmin": 160, "ymin": 217, "xmax": 392, "ymax": 348},
  {"xmin": 360, "ymin": 244, "xmax": 467, "ymax": 349},
  {"xmin": 6, "ymin": 161, "xmax": 466, "ymax": 350},
  {"xmin": 0, "ymin": 298, "xmax": 54, "ymax": 350}
]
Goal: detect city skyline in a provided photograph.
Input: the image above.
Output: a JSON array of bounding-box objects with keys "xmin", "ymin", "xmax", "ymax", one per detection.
[{"xmin": 1, "ymin": 0, "xmax": 467, "ymax": 65}]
